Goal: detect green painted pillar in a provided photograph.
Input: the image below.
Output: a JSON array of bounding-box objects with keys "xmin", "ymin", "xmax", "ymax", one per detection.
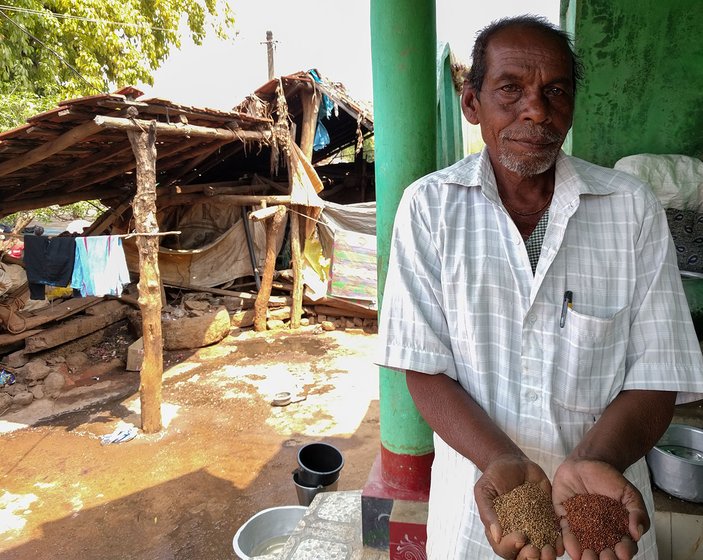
[{"xmin": 371, "ymin": 0, "xmax": 436, "ymax": 491}]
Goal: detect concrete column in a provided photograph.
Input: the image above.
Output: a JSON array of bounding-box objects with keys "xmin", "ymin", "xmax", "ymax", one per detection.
[{"xmin": 371, "ymin": 0, "xmax": 436, "ymax": 492}]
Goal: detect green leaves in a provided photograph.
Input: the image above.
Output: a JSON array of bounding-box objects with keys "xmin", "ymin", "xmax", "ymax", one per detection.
[
  {"xmin": 0, "ymin": 91, "xmax": 61, "ymax": 132},
  {"xmin": 0, "ymin": 0, "xmax": 234, "ymax": 100}
]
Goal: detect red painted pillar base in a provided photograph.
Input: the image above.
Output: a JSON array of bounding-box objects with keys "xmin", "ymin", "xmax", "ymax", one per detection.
[
  {"xmin": 361, "ymin": 446, "xmax": 433, "ymax": 551},
  {"xmin": 381, "ymin": 443, "xmax": 433, "ymax": 492},
  {"xmin": 390, "ymin": 499, "xmax": 429, "ymax": 560}
]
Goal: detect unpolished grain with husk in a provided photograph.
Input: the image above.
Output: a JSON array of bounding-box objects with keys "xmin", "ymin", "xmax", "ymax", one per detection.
[
  {"xmin": 493, "ymin": 481, "xmax": 560, "ymax": 549},
  {"xmin": 563, "ymin": 493, "xmax": 628, "ymax": 553}
]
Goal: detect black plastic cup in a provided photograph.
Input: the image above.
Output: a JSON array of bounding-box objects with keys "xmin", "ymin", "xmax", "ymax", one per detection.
[{"xmin": 296, "ymin": 442, "xmax": 344, "ymax": 487}]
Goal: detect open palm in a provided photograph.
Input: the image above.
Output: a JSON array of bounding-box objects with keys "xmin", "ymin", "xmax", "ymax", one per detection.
[{"xmin": 552, "ymin": 458, "xmax": 647, "ymax": 560}]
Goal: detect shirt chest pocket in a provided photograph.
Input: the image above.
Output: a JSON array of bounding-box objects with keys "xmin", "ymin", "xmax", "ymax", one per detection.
[{"xmin": 552, "ymin": 305, "xmax": 629, "ymax": 413}]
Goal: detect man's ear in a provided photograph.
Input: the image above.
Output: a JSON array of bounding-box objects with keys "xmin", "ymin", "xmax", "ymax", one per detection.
[{"xmin": 461, "ymin": 84, "xmax": 481, "ymax": 125}]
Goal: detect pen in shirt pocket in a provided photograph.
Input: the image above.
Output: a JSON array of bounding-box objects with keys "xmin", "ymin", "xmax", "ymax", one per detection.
[{"xmin": 560, "ymin": 290, "xmax": 573, "ymax": 328}]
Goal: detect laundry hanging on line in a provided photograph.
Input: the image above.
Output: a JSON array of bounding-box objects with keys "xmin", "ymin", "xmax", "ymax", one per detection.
[
  {"xmin": 71, "ymin": 236, "xmax": 131, "ymax": 297},
  {"xmin": 23, "ymin": 234, "xmax": 77, "ymax": 299}
]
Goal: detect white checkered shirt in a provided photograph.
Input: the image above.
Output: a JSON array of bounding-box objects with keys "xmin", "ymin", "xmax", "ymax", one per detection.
[{"xmin": 376, "ymin": 148, "xmax": 703, "ymax": 559}]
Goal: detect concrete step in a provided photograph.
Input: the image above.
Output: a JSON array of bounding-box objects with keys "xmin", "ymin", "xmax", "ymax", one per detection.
[{"xmin": 267, "ymin": 490, "xmax": 387, "ymax": 560}]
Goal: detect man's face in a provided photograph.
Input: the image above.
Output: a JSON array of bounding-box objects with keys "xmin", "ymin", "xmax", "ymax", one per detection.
[{"xmin": 462, "ymin": 26, "xmax": 575, "ymax": 178}]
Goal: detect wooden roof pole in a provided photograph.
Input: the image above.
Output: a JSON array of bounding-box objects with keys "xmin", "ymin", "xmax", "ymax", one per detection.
[
  {"xmin": 94, "ymin": 115, "xmax": 272, "ymax": 142},
  {"xmin": 288, "ymin": 84, "xmax": 321, "ymax": 330},
  {"xmin": 0, "ymin": 120, "xmax": 102, "ymax": 178},
  {"xmin": 126, "ymin": 119, "xmax": 163, "ymax": 434}
]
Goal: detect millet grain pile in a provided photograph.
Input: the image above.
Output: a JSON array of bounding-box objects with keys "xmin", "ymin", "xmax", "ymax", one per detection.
[
  {"xmin": 493, "ymin": 482, "xmax": 560, "ymax": 550},
  {"xmin": 563, "ymin": 493, "xmax": 629, "ymax": 553}
]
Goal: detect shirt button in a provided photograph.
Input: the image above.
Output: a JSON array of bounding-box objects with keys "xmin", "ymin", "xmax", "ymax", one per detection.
[
  {"xmin": 527, "ymin": 314, "xmax": 537, "ymax": 325},
  {"xmin": 525, "ymin": 390, "xmax": 538, "ymax": 401}
]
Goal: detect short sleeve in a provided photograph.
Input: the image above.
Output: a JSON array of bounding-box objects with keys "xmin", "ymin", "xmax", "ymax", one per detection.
[{"xmin": 375, "ymin": 185, "xmax": 456, "ymax": 379}]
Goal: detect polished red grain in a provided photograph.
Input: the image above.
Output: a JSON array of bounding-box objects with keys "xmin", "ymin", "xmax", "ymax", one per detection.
[{"xmin": 563, "ymin": 493, "xmax": 629, "ymax": 553}]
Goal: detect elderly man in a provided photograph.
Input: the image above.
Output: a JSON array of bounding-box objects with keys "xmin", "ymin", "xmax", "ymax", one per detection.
[{"xmin": 377, "ymin": 15, "xmax": 703, "ymax": 560}]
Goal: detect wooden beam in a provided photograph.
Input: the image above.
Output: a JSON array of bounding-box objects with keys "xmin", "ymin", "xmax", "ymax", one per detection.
[
  {"xmin": 24, "ymin": 300, "xmax": 129, "ymax": 353},
  {"xmin": 162, "ymin": 281, "xmax": 290, "ymax": 306},
  {"xmin": 173, "ymin": 143, "xmax": 244, "ymax": 187},
  {"xmin": 168, "ymin": 179, "xmax": 251, "ymax": 195},
  {"xmin": 127, "ymin": 121, "xmax": 163, "ymax": 434},
  {"xmin": 210, "ymin": 194, "xmax": 292, "ymax": 206},
  {"xmin": 0, "ymin": 297, "xmax": 101, "ymax": 343},
  {"xmin": 94, "ymin": 115, "xmax": 272, "ymax": 143},
  {"xmin": 0, "ymin": 120, "xmax": 102, "ymax": 178},
  {"xmin": 249, "ymin": 204, "xmax": 286, "ymax": 222},
  {"xmin": 0, "ymin": 187, "xmax": 127, "ymax": 217},
  {"xmin": 203, "ymin": 183, "xmax": 271, "ymax": 196},
  {"xmin": 66, "ymin": 139, "xmax": 195, "ymax": 193},
  {"xmin": 86, "ymin": 198, "xmax": 132, "ymax": 235},
  {"xmin": 159, "ymin": 141, "xmax": 229, "ymax": 189},
  {"xmin": 5, "ymin": 142, "xmax": 134, "ymax": 201}
]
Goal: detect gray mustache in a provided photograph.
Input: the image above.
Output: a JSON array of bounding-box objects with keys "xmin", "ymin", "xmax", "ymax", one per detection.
[{"xmin": 501, "ymin": 127, "xmax": 562, "ymax": 143}]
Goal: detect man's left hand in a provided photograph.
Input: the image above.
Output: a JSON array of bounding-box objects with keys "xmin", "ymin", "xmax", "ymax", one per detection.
[{"xmin": 552, "ymin": 458, "xmax": 648, "ymax": 560}]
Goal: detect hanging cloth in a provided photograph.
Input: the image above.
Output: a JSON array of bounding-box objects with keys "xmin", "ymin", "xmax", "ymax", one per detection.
[
  {"xmin": 23, "ymin": 235, "xmax": 76, "ymax": 299},
  {"xmin": 71, "ymin": 236, "xmax": 130, "ymax": 297},
  {"xmin": 308, "ymin": 69, "xmax": 334, "ymax": 152}
]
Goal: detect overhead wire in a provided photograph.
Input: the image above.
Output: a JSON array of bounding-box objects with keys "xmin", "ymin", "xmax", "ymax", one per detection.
[
  {"xmin": 0, "ymin": 4, "xmax": 174, "ymax": 32},
  {"xmin": 0, "ymin": 7, "xmax": 106, "ymax": 94}
]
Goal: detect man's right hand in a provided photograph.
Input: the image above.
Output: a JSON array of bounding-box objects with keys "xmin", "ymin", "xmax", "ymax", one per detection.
[{"xmin": 475, "ymin": 454, "xmax": 563, "ymax": 560}]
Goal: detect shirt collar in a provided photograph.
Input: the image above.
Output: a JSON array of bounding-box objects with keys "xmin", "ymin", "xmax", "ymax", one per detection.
[{"xmin": 447, "ymin": 147, "xmax": 617, "ymax": 207}]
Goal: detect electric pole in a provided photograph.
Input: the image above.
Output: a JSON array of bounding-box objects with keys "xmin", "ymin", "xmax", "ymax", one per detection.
[{"xmin": 264, "ymin": 30, "xmax": 275, "ymax": 80}]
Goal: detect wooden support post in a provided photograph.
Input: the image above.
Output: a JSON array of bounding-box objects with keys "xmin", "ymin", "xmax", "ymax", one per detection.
[
  {"xmin": 288, "ymin": 84, "xmax": 320, "ymax": 330},
  {"xmin": 253, "ymin": 205, "xmax": 287, "ymax": 331},
  {"xmin": 289, "ymin": 207, "xmax": 303, "ymax": 329},
  {"xmin": 127, "ymin": 121, "xmax": 163, "ymax": 434}
]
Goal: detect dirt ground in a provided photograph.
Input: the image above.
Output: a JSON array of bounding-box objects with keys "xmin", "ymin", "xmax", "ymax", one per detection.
[{"xmin": 0, "ymin": 326, "xmax": 381, "ymax": 560}]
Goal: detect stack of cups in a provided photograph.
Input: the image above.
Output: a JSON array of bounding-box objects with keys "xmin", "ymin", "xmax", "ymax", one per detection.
[{"xmin": 293, "ymin": 442, "xmax": 345, "ymax": 506}]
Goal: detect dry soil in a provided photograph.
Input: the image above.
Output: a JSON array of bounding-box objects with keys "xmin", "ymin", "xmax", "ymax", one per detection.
[{"xmin": 0, "ymin": 326, "xmax": 381, "ymax": 560}]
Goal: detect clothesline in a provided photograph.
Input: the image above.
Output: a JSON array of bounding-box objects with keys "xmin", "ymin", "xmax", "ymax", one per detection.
[{"xmin": 1, "ymin": 231, "xmax": 181, "ymax": 240}]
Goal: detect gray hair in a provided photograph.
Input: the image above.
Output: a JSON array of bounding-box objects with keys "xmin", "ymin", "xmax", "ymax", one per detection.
[{"xmin": 466, "ymin": 15, "xmax": 584, "ymax": 96}]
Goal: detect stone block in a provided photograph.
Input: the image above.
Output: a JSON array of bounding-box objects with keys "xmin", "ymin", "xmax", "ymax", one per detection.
[{"xmin": 126, "ymin": 337, "xmax": 144, "ymax": 371}]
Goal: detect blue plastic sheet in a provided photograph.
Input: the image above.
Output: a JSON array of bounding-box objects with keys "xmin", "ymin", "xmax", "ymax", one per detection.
[{"xmin": 308, "ymin": 69, "xmax": 334, "ymax": 151}]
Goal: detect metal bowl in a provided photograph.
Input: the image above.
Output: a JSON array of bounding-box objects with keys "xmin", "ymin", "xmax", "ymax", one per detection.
[
  {"xmin": 271, "ymin": 391, "xmax": 292, "ymax": 407},
  {"xmin": 646, "ymin": 423, "xmax": 703, "ymax": 503},
  {"xmin": 232, "ymin": 505, "xmax": 306, "ymax": 559}
]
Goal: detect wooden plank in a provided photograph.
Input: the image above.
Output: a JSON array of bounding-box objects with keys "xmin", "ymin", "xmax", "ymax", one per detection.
[
  {"xmin": 23, "ymin": 300, "xmax": 129, "ymax": 353},
  {"xmin": 313, "ymin": 303, "xmax": 378, "ymax": 320},
  {"xmin": 162, "ymin": 282, "xmax": 290, "ymax": 308},
  {"xmin": 0, "ymin": 120, "xmax": 102, "ymax": 178},
  {"xmin": 94, "ymin": 115, "xmax": 272, "ymax": 142},
  {"xmin": 0, "ymin": 328, "xmax": 43, "ymax": 349},
  {"xmin": 0, "ymin": 297, "xmax": 101, "ymax": 344}
]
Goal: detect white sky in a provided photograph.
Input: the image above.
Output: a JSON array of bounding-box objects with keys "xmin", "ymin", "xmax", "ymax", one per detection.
[{"xmin": 138, "ymin": 0, "xmax": 559, "ymax": 111}]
